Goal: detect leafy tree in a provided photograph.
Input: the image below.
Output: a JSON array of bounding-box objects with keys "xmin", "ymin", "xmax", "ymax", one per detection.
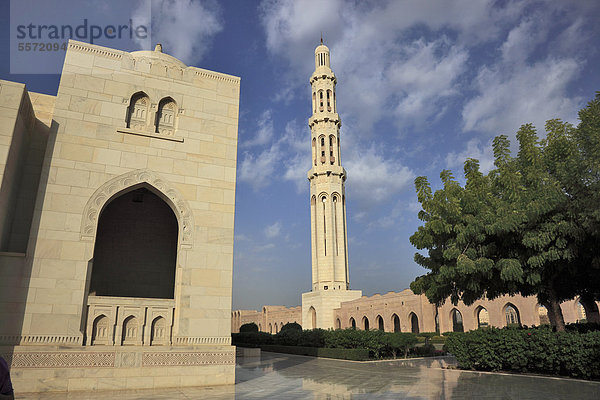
[
  {"xmin": 410, "ymin": 93, "xmax": 600, "ymax": 331},
  {"xmin": 280, "ymin": 322, "xmax": 302, "ymax": 332}
]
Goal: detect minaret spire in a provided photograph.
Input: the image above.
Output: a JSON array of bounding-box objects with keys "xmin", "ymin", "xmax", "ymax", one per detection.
[
  {"xmin": 302, "ymin": 42, "xmax": 361, "ymax": 330},
  {"xmin": 307, "ymin": 40, "xmax": 348, "ymax": 291}
]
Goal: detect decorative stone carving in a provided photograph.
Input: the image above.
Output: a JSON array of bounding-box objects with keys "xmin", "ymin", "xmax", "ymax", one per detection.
[
  {"xmin": 80, "ymin": 169, "xmax": 194, "ymax": 247},
  {"xmin": 142, "ymin": 352, "xmax": 235, "ymax": 367},
  {"xmin": 7, "ymin": 352, "xmax": 115, "ymax": 368}
]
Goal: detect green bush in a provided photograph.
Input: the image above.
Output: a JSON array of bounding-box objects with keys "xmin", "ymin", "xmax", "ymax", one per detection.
[
  {"xmin": 411, "ymin": 343, "xmax": 436, "ymax": 357},
  {"xmin": 235, "ymin": 328, "xmax": 424, "ymax": 360},
  {"xmin": 446, "ymin": 326, "xmax": 600, "ymax": 380},
  {"xmin": 239, "ymin": 323, "xmax": 258, "ymax": 333}
]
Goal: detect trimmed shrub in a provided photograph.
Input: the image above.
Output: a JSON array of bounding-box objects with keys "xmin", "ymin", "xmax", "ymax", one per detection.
[
  {"xmin": 239, "ymin": 323, "xmax": 258, "ymax": 333},
  {"xmin": 446, "ymin": 326, "xmax": 600, "ymax": 380}
]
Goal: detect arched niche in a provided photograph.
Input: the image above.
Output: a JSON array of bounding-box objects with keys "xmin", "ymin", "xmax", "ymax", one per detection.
[
  {"xmin": 350, "ymin": 317, "xmax": 356, "ymax": 329},
  {"xmin": 376, "ymin": 315, "xmax": 384, "ymax": 331},
  {"xmin": 88, "ymin": 185, "xmax": 178, "ymax": 299},
  {"xmin": 308, "ymin": 307, "xmax": 317, "ymax": 329},
  {"xmin": 450, "ymin": 308, "xmax": 464, "ymax": 332},
  {"xmin": 81, "ymin": 169, "xmax": 194, "ymax": 248},
  {"xmin": 391, "ymin": 314, "xmax": 401, "ymax": 332},
  {"xmin": 362, "ymin": 316, "xmax": 369, "ymax": 331},
  {"xmin": 409, "ymin": 312, "xmax": 419, "ymax": 334},
  {"xmin": 475, "ymin": 306, "xmax": 489, "ymax": 328}
]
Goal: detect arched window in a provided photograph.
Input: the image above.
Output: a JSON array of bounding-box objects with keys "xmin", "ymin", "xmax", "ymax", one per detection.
[
  {"xmin": 336, "ymin": 318, "xmax": 341, "ymax": 329},
  {"xmin": 392, "ymin": 314, "xmax": 401, "ymax": 332},
  {"xmin": 126, "ymin": 92, "xmax": 150, "ymax": 130},
  {"xmin": 258, "ymin": 323, "xmax": 262, "ymax": 331},
  {"xmin": 329, "ymin": 135, "xmax": 335, "ymax": 164},
  {"xmin": 326, "ymin": 90, "xmax": 331, "ymax": 112},
  {"xmin": 363, "ymin": 316, "xmax": 369, "ymax": 331},
  {"xmin": 150, "ymin": 316, "xmax": 167, "ymax": 345},
  {"xmin": 319, "ymin": 90, "xmax": 324, "ymax": 112},
  {"xmin": 121, "ymin": 316, "xmax": 139, "ymax": 345},
  {"xmin": 451, "ymin": 308, "xmax": 464, "ymax": 332},
  {"xmin": 409, "ymin": 313, "xmax": 419, "ymax": 333},
  {"xmin": 155, "ymin": 97, "xmax": 177, "ymax": 135},
  {"xmin": 376, "ymin": 315, "xmax": 384, "ymax": 331},
  {"xmin": 312, "ymin": 138, "xmax": 317, "ymax": 166},
  {"xmin": 312, "ymin": 92, "xmax": 316, "ymax": 113},
  {"xmin": 350, "ymin": 317, "xmax": 356, "ymax": 329},
  {"xmin": 269, "ymin": 323, "xmax": 272, "ymax": 334},
  {"xmin": 477, "ymin": 307, "xmax": 490, "ymax": 328},
  {"xmin": 91, "ymin": 315, "xmax": 110, "ymax": 346},
  {"xmin": 504, "ymin": 304, "xmax": 521, "ymax": 327}
]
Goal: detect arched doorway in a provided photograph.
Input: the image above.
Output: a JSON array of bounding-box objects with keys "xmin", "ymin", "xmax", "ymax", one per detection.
[
  {"xmin": 350, "ymin": 317, "xmax": 356, "ymax": 329},
  {"xmin": 476, "ymin": 306, "xmax": 489, "ymax": 328},
  {"xmin": 451, "ymin": 308, "xmax": 464, "ymax": 332},
  {"xmin": 309, "ymin": 306, "xmax": 317, "ymax": 329},
  {"xmin": 537, "ymin": 305, "xmax": 549, "ymax": 325},
  {"xmin": 363, "ymin": 316, "xmax": 369, "ymax": 331},
  {"xmin": 392, "ymin": 314, "xmax": 401, "ymax": 332},
  {"xmin": 336, "ymin": 318, "xmax": 341, "ymax": 329},
  {"xmin": 90, "ymin": 186, "xmax": 178, "ymax": 299},
  {"xmin": 409, "ymin": 312, "xmax": 419, "ymax": 333},
  {"xmin": 504, "ymin": 304, "xmax": 521, "ymax": 327},
  {"xmin": 376, "ymin": 315, "xmax": 384, "ymax": 331}
]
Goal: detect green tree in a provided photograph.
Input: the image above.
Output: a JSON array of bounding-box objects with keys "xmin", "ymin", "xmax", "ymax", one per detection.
[{"xmin": 410, "ymin": 93, "xmax": 600, "ymax": 331}]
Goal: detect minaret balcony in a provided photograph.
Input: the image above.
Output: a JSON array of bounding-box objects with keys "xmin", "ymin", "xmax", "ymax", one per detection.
[{"xmin": 309, "ymin": 113, "xmax": 341, "ymax": 127}]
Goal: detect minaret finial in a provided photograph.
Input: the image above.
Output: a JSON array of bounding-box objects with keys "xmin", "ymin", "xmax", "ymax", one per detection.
[{"xmin": 320, "ymin": 33, "xmax": 323, "ymax": 45}]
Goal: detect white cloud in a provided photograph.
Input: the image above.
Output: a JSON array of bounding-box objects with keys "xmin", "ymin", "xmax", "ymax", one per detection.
[
  {"xmin": 243, "ymin": 110, "xmax": 274, "ymax": 147},
  {"xmin": 132, "ymin": 0, "xmax": 222, "ymax": 63},
  {"xmin": 237, "ymin": 145, "xmax": 280, "ymax": 191},
  {"xmin": 258, "ymin": 0, "xmax": 528, "ymax": 134},
  {"xmin": 462, "ymin": 12, "xmax": 586, "ymax": 136},
  {"xmin": 264, "ymin": 221, "xmax": 282, "ymax": 239},
  {"xmin": 345, "ymin": 146, "xmax": 414, "ymax": 209}
]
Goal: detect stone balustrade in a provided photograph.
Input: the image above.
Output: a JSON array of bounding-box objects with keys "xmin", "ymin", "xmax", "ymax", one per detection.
[{"xmin": 85, "ymin": 296, "xmax": 175, "ymax": 346}]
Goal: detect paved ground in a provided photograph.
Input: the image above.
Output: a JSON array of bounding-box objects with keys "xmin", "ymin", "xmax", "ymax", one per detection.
[{"xmin": 18, "ymin": 352, "xmax": 600, "ymax": 399}]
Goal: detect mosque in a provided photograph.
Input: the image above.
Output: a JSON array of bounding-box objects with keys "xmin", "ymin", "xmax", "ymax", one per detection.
[
  {"xmin": 0, "ymin": 40, "xmax": 239, "ymax": 392},
  {"xmin": 231, "ymin": 41, "xmax": 595, "ymax": 335}
]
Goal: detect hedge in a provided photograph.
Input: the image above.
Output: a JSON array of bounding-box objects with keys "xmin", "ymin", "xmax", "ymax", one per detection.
[
  {"xmin": 233, "ymin": 329, "xmax": 420, "ymax": 359},
  {"xmin": 446, "ymin": 326, "xmax": 600, "ymax": 380},
  {"xmin": 261, "ymin": 345, "xmax": 370, "ymax": 361}
]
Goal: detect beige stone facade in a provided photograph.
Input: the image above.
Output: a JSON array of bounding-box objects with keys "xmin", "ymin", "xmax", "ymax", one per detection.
[
  {"xmin": 0, "ymin": 40, "xmax": 240, "ymax": 392},
  {"xmin": 231, "ymin": 41, "xmax": 597, "ymax": 336}
]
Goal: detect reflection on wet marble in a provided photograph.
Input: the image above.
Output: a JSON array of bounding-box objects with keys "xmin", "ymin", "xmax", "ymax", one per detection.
[{"xmin": 18, "ymin": 352, "xmax": 600, "ymax": 399}]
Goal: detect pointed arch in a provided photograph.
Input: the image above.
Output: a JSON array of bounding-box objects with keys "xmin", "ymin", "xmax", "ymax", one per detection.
[
  {"xmin": 362, "ymin": 316, "xmax": 369, "ymax": 331},
  {"xmin": 391, "ymin": 313, "xmax": 401, "ymax": 332},
  {"xmin": 450, "ymin": 308, "xmax": 464, "ymax": 332},
  {"xmin": 475, "ymin": 306, "xmax": 489, "ymax": 328},
  {"xmin": 80, "ymin": 168, "xmax": 194, "ymax": 248},
  {"xmin": 503, "ymin": 303, "xmax": 521, "ymax": 327},
  {"xmin": 376, "ymin": 315, "xmax": 384, "ymax": 331},
  {"xmin": 308, "ymin": 306, "xmax": 317, "ymax": 329},
  {"xmin": 350, "ymin": 317, "xmax": 356, "ymax": 329},
  {"xmin": 155, "ymin": 96, "xmax": 178, "ymax": 135},
  {"xmin": 409, "ymin": 312, "xmax": 419, "ymax": 333},
  {"xmin": 126, "ymin": 91, "xmax": 150, "ymax": 129}
]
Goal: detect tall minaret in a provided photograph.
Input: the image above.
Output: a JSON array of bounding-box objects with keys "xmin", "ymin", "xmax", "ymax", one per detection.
[
  {"xmin": 302, "ymin": 40, "xmax": 361, "ymax": 330},
  {"xmin": 308, "ymin": 39, "xmax": 349, "ymax": 292}
]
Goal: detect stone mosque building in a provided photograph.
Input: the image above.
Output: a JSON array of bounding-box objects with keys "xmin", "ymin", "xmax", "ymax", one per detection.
[
  {"xmin": 0, "ymin": 40, "xmax": 239, "ymax": 392},
  {"xmin": 231, "ymin": 41, "xmax": 597, "ymax": 335}
]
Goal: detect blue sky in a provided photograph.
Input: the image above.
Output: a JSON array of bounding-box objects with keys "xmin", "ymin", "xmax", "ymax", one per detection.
[{"xmin": 2, "ymin": 1, "xmax": 600, "ymax": 311}]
